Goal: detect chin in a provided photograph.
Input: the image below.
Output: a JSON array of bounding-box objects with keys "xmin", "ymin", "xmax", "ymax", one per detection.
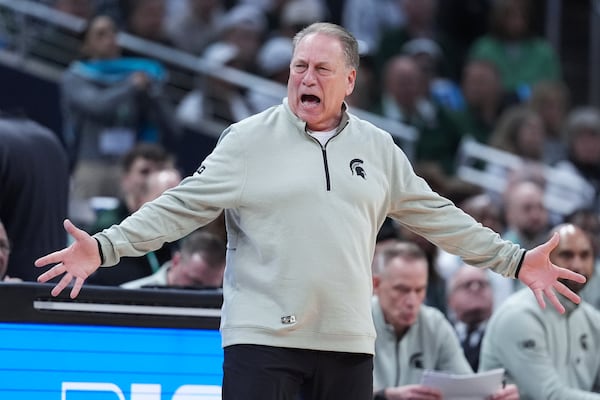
[{"xmin": 402, "ymin": 315, "xmax": 417, "ymax": 326}]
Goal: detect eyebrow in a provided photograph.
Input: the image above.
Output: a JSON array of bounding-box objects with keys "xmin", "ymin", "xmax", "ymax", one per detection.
[
  {"xmin": 557, "ymin": 249, "xmax": 591, "ymax": 256},
  {"xmin": 393, "ymin": 283, "xmax": 426, "ymax": 291}
]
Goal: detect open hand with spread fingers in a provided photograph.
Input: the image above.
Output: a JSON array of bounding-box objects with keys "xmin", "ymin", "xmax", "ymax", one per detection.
[
  {"xmin": 35, "ymin": 219, "xmax": 102, "ymax": 298},
  {"xmin": 518, "ymin": 232, "xmax": 586, "ymax": 314}
]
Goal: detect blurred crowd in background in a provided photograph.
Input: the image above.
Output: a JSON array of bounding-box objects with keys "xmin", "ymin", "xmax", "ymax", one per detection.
[
  {"xmin": 1, "ymin": 1, "xmax": 600, "ymax": 397},
  {"xmin": 0, "ymin": 0, "xmax": 598, "ymax": 309}
]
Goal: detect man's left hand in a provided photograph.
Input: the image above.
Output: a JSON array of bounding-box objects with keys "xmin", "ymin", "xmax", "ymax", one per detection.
[{"xmin": 518, "ymin": 232, "xmax": 586, "ymax": 314}]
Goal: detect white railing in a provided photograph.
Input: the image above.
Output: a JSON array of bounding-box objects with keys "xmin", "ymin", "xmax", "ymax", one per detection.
[{"xmin": 456, "ymin": 138, "xmax": 595, "ymax": 216}]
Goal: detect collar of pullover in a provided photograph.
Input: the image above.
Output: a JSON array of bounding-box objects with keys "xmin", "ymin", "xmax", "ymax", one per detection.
[{"xmin": 282, "ymin": 97, "xmax": 350, "ymax": 136}]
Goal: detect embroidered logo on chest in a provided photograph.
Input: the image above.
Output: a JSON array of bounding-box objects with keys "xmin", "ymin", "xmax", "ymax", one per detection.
[{"xmin": 349, "ymin": 158, "xmax": 366, "ymax": 179}]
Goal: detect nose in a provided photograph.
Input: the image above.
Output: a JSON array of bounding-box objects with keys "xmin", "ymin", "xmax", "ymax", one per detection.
[
  {"xmin": 301, "ymin": 67, "xmax": 317, "ymax": 86},
  {"xmin": 404, "ymin": 291, "xmax": 420, "ymax": 307}
]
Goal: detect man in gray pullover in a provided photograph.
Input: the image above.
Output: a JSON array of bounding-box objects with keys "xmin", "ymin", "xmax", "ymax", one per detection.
[
  {"xmin": 36, "ymin": 22, "xmax": 585, "ymax": 400},
  {"xmin": 372, "ymin": 241, "xmax": 519, "ymax": 399}
]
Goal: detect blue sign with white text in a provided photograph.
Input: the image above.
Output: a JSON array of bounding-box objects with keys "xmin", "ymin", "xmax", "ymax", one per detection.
[{"xmin": 0, "ymin": 322, "xmax": 223, "ymax": 399}]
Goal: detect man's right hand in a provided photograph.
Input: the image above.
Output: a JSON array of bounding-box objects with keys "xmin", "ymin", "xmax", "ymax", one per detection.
[
  {"xmin": 384, "ymin": 384, "xmax": 442, "ymax": 400},
  {"xmin": 35, "ymin": 219, "xmax": 102, "ymax": 298}
]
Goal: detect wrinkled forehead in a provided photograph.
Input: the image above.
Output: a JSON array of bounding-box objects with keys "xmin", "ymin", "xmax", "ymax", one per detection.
[
  {"xmin": 385, "ymin": 256, "xmax": 428, "ymax": 280},
  {"xmin": 293, "ymin": 33, "xmax": 347, "ymax": 63}
]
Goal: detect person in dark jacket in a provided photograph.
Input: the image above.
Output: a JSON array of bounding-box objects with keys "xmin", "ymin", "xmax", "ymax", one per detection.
[{"xmin": 0, "ymin": 112, "xmax": 69, "ymax": 281}]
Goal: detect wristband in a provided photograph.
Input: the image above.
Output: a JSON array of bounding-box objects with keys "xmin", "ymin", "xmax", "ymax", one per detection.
[
  {"xmin": 94, "ymin": 237, "xmax": 105, "ymax": 265},
  {"xmin": 514, "ymin": 250, "xmax": 526, "ymax": 279}
]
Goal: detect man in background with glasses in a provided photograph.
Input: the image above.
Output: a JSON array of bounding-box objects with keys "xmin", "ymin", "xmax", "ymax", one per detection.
[{"xmin": 447, "ymin": 264, "xmax": 494, "ymax": 372}]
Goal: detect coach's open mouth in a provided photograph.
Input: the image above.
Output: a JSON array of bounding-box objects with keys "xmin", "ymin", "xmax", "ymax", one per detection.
[{"xmin": 301, "ymin": 94, "xmax": 321, "ymax": 104}]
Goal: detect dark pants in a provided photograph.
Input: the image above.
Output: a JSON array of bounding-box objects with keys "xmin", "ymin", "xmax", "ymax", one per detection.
[{"xmin": 222, "ymin": 344, "xmax": 373, "ymax": 400}]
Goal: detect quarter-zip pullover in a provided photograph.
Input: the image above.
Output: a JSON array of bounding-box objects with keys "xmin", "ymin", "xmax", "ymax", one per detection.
[{"xmin": 95, "ymin": 98, "xmax": 525, "ymax": 355}]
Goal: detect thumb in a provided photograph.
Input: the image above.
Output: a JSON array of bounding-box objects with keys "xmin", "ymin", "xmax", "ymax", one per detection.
[
  {"xmin": 63, "ymin": 219, "xmax": 89, "ymax": 242},
  {"xmin": 543, "ymin": 232, "xmax": 560, "ymax": 253}
]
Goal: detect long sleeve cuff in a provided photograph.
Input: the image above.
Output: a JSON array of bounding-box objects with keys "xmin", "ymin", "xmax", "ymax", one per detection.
[
  {"xmin": 514, "ymin": 250, "xmax": 526, "ymax": 279},
  {"xmin": 94, "ymin": 237, "xmax": 105, "ymax": 265}
]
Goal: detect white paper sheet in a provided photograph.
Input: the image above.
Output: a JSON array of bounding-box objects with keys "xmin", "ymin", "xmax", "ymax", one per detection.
[{"xmin": 420, "ymin": 368, "xmax": 505, "ymax": 400}]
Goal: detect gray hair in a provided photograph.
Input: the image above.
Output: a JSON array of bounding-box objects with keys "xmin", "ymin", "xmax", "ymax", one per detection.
[
  {"xmin": 292, "ymin": 22, "xmax": 360, "ymax": 70},
  {"xmin": 180, "ymin": 230, "xmax": 226, "ymax": 269},
  {"xmin": 377, "ymin": 241, "xmax": 427, "ymax": 277},
  {"xmin": 563, "ymin": 106, "xmax": 600, "ymax": 146}
]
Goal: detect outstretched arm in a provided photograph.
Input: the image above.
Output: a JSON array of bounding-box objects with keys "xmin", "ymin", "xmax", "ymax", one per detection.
[
  {"xmin": 518, "ymin": 232, "xmax": 586, "ymax": 314},
  {"xmin": 35, "ymin": 219, "xmax": 102, "ymax": 298}
]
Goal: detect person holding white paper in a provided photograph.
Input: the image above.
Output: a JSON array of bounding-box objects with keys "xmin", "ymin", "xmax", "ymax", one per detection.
[{"xmin": 372, "ymin": 241, "xmax": 519, "ymax": 399}]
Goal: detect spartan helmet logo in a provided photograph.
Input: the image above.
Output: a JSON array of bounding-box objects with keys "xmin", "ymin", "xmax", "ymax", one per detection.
[
  {"xmin": 409, "ymin": 352, "xmax": 424, "ymax": 369},
  {"xmin": 349, "ymin": 158, "xmax": 366, "ymax": 179}
]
